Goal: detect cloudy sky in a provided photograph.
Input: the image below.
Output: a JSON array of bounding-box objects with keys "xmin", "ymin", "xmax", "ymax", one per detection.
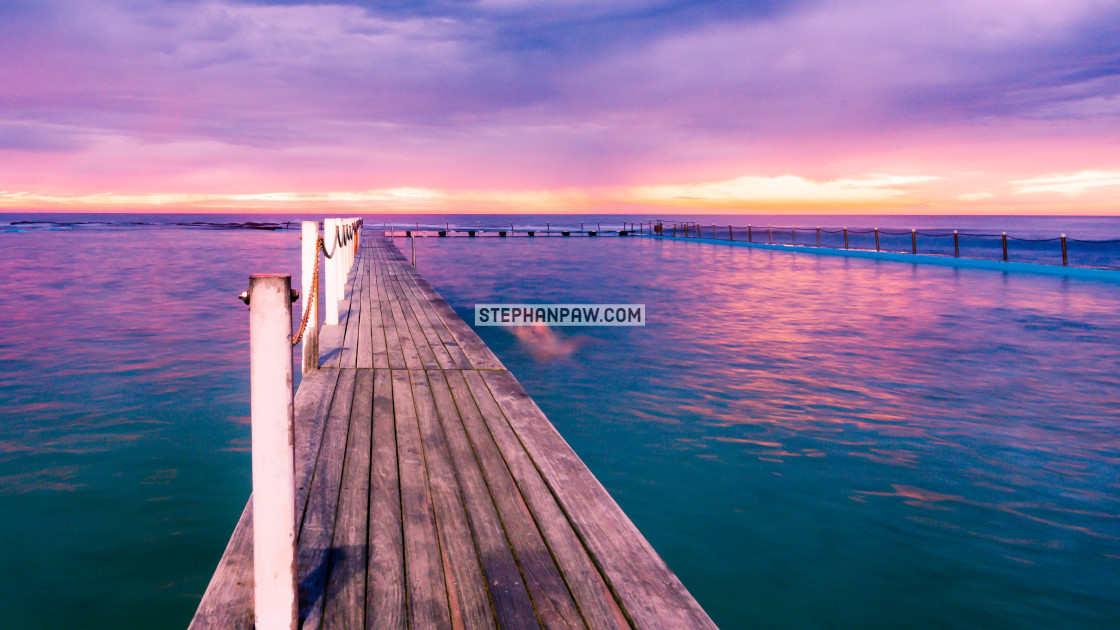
[{"xmin": 2, "ymin": 0, "xmax": 1119, "ymax": 213}]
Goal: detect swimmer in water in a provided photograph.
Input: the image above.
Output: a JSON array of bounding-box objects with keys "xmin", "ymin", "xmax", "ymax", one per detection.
[{"xmin": 509, "ymin": 324, "xmax": 588, "ymax": 361}]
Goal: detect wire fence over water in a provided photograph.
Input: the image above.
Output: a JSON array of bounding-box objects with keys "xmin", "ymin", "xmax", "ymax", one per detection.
[{"xmin": 656, "ymin": 221, "xmax": 1120, "ymax": 271}]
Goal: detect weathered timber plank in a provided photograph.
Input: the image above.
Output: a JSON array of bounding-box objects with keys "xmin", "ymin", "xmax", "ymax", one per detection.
[
  {"xmin": 188, "ymin": 499, "xmax": 254, "ymax": 630},
  {"xmin": 444, "ymin": 370, "xmax": 585, "ymax": 630},
  {"xmin": 393, "ymin": 370, "xmax": 454, "ymax": 629},
  {"xmin": 387, "ymin": 277, "xmax": 424, "ymax": 369},
  {"xmin": 374, "ymin": 247, "xmax": 407, "ymax": 370},
  {"xmin": 395, "ymin": 267, "xmax": 472, "ymax": 369},
  {"xmin": 480, "ymin": 370, "xmax": 717, "ymax": 629},
  {"xmin": 322, "ymin": 369, "xmax": 374, "ymax": 629},
  {"xmin": 337, "ymin": 258, "xmax": 363, "ymax": 369},
  {"xmin": 318, "ymin": 325, "xmax": 345, "ymax": 369},
  {"xmin": 357, "ymin": 260, "xmax": 374, "ymax": 369},
  {"xmin": 298, "ymin": 370, "xmax": 358, "ymax": 628},
  {"xmin": 426, "ymin": 370, "xmax": 541, "ymax": 629},
  {"xmin": 396, "ymin": 275, "xmax": 456, "ymax": 369},
  {"xmin": 462, "ymin": 370, "xmax": 630, "ymax": 630},
  {"xmin": 366, "ymin": 250, "xmax": 390, "ymax": 370},
  {"xmin": 393, "ymin": 264, "xmax": 502, "ymax": 370},
  {"xmin": 295, "ymin": 369, "xmax": 343, "ymax": 518},
  {"xmin": 413, "ymin": 371, "xmax": 497, "ymax": 630},
  {"xmin": 388, "ymin": 269, "xmax": 443, "ymax": 369},
  {"xmin": 367, "ymin": 369, "xmax": 407, "ymax": 628}
]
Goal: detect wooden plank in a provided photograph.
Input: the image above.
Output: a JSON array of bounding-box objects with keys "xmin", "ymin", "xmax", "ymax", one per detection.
[
  {"xmin": 462, "ymin": 370, "xmax": 629, "ymax": 630},
  {"xmin": 357, "ymin": 258, "xmax": 374, "ymax": 369},
  {"xmin": 387, "ymin": 277, "xmax": 424, "ymax": 369},
  {"xmin": 402, "ymin": 293, "xmax": 457, "ymax": 369},
  {"xmin": 399, "ymin": 270, "xmax": 503, "ymax": 370},
  {"xmin": 444, "ymin": 371, "xmax": 585, "ymax": 630},
  {"xmin": 386, "ymin": 257, "xmax": 457, "ymax": 369},
  {"xmin": 297, "ymin": 369, "xmax": 358, "ymax": 628},
  {"xmin": 318, "ymin": 324, "xmax": 345, "ymax": 368},
  {"xmin": 322, "ymin": 369, "xmax": 374, "ymax": 629},
  {"xmin": 389, "ymin": 267, "xmax": 443, "ymax": 368},
  {"xmin": 295, "ymin": 368, "xmax": 343, "ymax": 517},
  {"xmin": 480, "ymin": 370, "xmax": 717, "ymax": 629},
  {"xmin": 426, "ymin": 370, "xmax": 541, "ymax": 629},
  {"xmin": 188, "ymin": 500, "xmax": 254, "ymax": 630},
  {"xmin": 413, "ymin": 370, "xmax": 497, "ymax": 630},
  {"xmin": 337, "ymin": 256, "xmax": 363, "ymax": 369},
  {"xmin": 366, "ymin": 249, "xmax": 391, "ymax": 370},
  {"xmin": 367, "ymin": 368, "xmax": 407, "ymax": 628},
  {"xmin": 395, "ymin": 267, "xmax": 472, "ymax": 369},
  {"xmin": 374, "ymin": 246, "xmax": 408, "ymax": 370},
  {"xmin": 394, "ymin": 370, "xmax": 454, "ymax": 629}
]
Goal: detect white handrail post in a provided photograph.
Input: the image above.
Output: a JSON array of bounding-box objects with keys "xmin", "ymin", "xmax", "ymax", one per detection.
[
  {"xmin": 247, "ymin": 274, "xmax": 297, "ymax": 630},
  {"xmin": 325, "ymin": 218, "xmax": 339, "ymax": 325},
  {"xmin": 342, "ymin": 219, "xmax": 350, "ymax": 275},
  {"xmin": 300, "ymin": 221, "xmax": 319, "ymax": 373},
  {"xmin": 336, "ymin": 218, "xmax": 347, "ymax": 302},
  {"xmin": 347, "ymin": 218, "xmax": 355, "ymax": 271}
]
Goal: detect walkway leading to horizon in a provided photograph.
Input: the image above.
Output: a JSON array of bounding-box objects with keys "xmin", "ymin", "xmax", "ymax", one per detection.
[{"xmin": 189, "ymin": 234, "xmax": 715, "ymax": 629}]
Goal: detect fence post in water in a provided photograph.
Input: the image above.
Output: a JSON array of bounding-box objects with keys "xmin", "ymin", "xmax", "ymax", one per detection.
[
  {"xmin": 324, "ymin": 219, "xmax": 339, "ymax": 325},
  {"xmin": 843, "ymin": 227, "xmax": 848, "ymax": 249},
  {"xmin": 247, "ymin": 274, "xmax": 298, "ymax": 630},
  {"xmin": 911, "ymin": 229, "xmax": 917, "ymax": 254},
  {"xmin": 874, "ymin": 228, "xmax": 880, "ymax": 251},
  {"xmin": 300, "ymin": 221, "xmax": 319, "ymax": 373},
  {"xmin": 748, "ymin": 225, "xmax": 752, "ymax": 242},
  {"xmin": 954, "ymin": 230, "xmax": 960, "ymax": 258},
  {"xmin": 1002, "ymin": 232, "xmax": 1008, "ymax": 261},
  {"xmin": 816, "ymin": 227, "xmax": 820, "ymax": 247},
  {"xmin": 791, "ymin": 227, "xmax": 796, "ymax": 245},
  {"xmin": 411, "ymin": 234, "xmax": 416, "ymax": 265},
  {"xmin": 1061, "ymin": 234, "xmax": 1068, "ymax": 266},
  {"xmin": 729, "ymin": 225, "xmax": 734, "ymax": 241},
  {"xmin": 768, "ymin": 225, "xmax": 773, "ymax": 244}
]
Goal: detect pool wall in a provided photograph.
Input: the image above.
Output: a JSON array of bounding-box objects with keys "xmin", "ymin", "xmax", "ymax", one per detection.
[{"xmin": 642, "ymin": 235, "xmax": 1120, "ymax": 282}]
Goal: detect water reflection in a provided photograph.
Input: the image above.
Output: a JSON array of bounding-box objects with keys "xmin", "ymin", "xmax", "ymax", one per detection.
[
  {"xmin": 0, "ymin": 227, "xmax": 301, "ymax": 628},
  {"xmin": 413, "ymin": 235, "xmax": 1120, "ymax": 630}
]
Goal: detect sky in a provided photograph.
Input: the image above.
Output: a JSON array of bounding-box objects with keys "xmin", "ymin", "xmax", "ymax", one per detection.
[{"xmin": 1, "ymin": 0, "xmax": 1119, "ymax": 214}]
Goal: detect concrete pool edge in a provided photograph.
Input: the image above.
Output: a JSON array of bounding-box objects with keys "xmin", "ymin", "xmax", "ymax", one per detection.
[{"xmin": 641, "ymin": 235, "xmax": 1120, "ymax": 282}]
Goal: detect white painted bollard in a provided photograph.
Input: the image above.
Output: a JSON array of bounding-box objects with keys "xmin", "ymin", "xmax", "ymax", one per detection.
[
  {"xmin": 247, "ymin": 274, "xmax": 297, "ymax": 630},
  {"xmin": 341, "ymin": 219, "xmax": 350, "ymax": 278},
  {"xmin": 347, "ymin": 219, "xmax": 354, "ymax": 271},
  {"xmin": 325, "ymin": 218, "xmax": 339, "ymax": 325},
  {"xmin": 336, "ymin": 218, "xmax": 347, "ymax": 302},
  {"xmin": 300, "ymin": 221, "xmax": 319, "ymax": 373}
]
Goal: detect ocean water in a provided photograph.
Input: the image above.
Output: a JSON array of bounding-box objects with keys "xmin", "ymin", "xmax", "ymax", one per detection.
[{"xmin": 0, "ymin": 214, "xmax": 1118, "ymax": 629}]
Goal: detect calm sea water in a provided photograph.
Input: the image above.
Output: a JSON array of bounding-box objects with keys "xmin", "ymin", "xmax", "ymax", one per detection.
[{"xmin": 0, "ymin": 214, "xmax": 1118, "ymax": 629}]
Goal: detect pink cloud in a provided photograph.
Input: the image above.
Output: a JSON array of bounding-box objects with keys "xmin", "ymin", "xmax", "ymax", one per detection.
[{"xmin": 1, "ymin": 0, "xmax": 1118, "ymax": 212}]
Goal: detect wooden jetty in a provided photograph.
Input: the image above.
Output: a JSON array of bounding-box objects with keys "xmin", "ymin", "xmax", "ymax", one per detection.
[{"xmin": 190, "ymin": 228, "xmax": 715, "ymax": 629}]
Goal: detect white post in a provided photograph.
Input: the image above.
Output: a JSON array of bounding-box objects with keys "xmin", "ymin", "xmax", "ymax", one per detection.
[
  {"xmin": 300, "ymin": 221, "xmax": 319, "ymax": 373},
  {"xmin": 342, "ymin": 219, "xmax": 351, "ymax": 277},
  {"xmin": 247, "ymin": 274, "xmax": 297, "ymax": 630},
  {"xmin": 325, "ymin": 218, "xmax": 339, "ymax": 325},
  {"xmin": 347, "ymin": 219, "xmax": 354, "ymax": 276},
  {"xmin": 336, "ymin": 218, "xmax": 347, "ymax": 302}
]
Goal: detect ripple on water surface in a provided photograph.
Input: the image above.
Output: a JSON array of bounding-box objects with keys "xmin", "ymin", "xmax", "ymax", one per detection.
[{"xmin": 410, "ymin": 235, "xmax": 1120, "ymax": 630}]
